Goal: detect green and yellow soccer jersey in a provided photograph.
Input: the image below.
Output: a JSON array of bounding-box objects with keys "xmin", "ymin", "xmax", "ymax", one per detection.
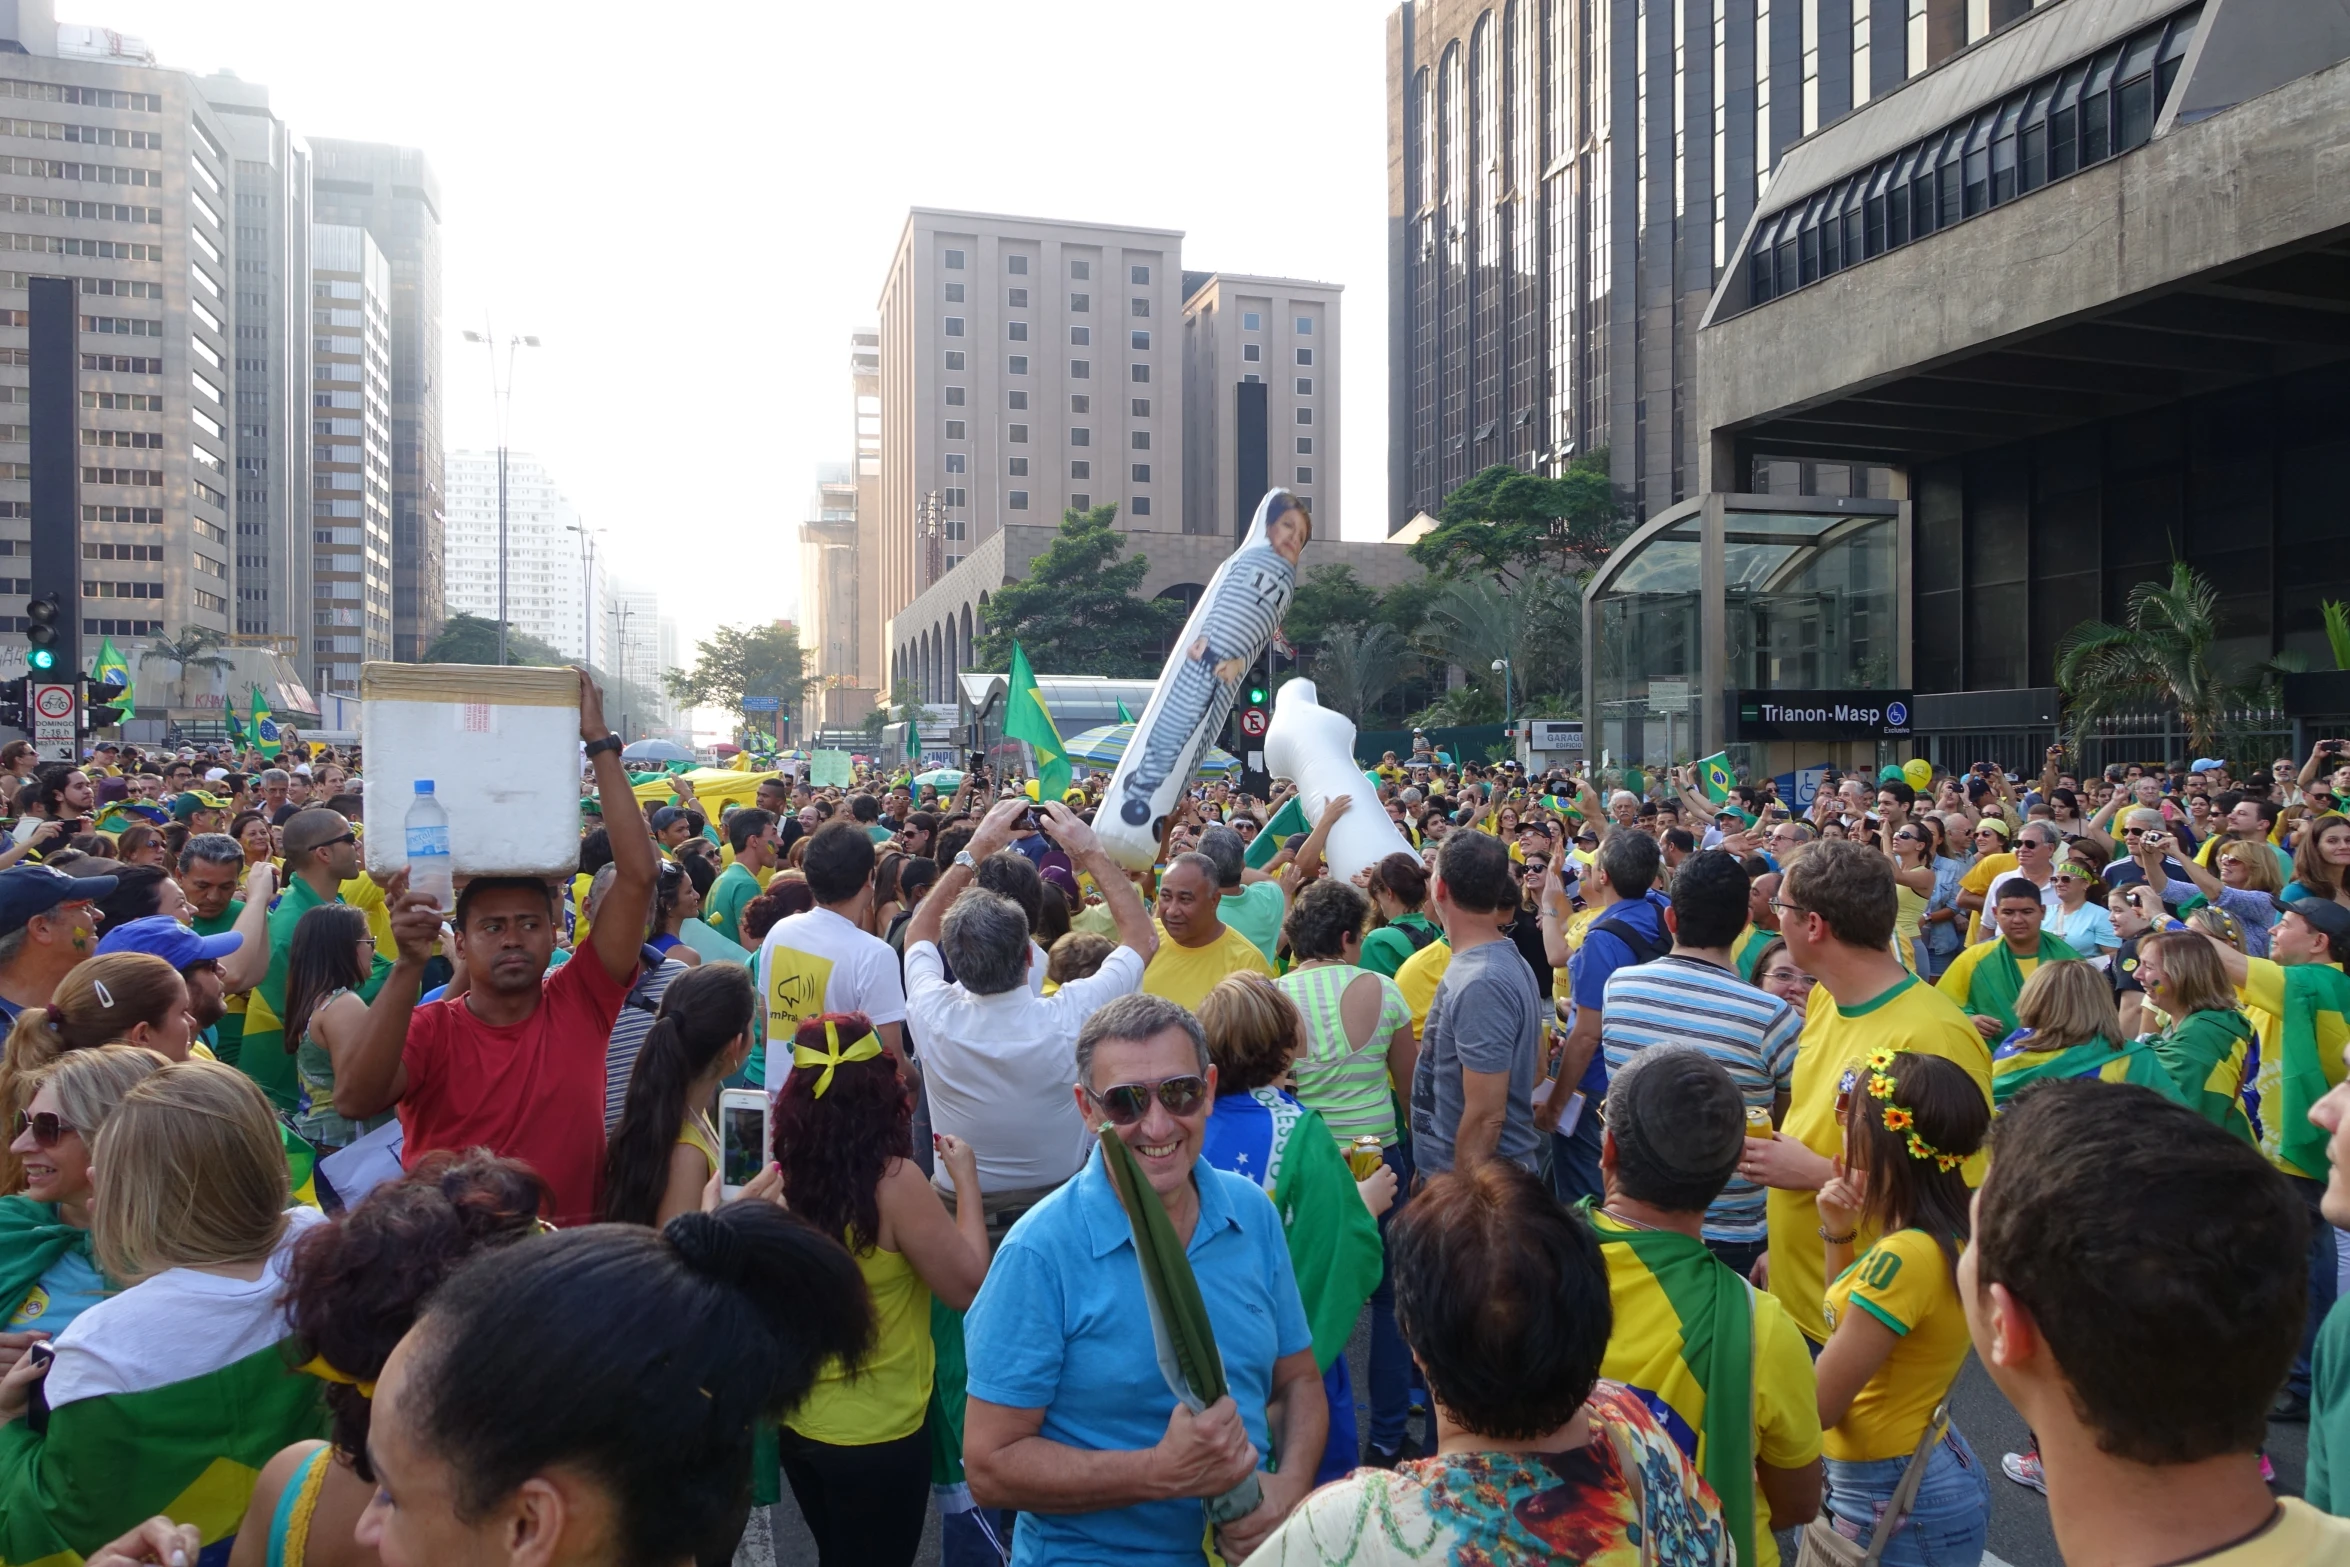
[{"xmin": 1822, "ymin": 1227, "xmax": 1970, "ymax": 1462}]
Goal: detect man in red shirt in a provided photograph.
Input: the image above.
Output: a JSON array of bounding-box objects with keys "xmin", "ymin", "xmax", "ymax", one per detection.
[{"xmin": 336, "ymin": 671, "xmax": 656, "ymax": 1224}]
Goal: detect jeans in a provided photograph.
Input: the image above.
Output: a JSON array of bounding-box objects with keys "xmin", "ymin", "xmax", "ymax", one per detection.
[
  {"xmin": 1318, "ymin": 1357, "xmax": 1358, "ymax": 1486},
  {"xmin": 1545, "ymin": 1109, "xmax": 1604, "ymax": 1208},
  {"xmin": 1366, "ymin": 1138, "xmax": 1424, "ymax": 1451},
  {"xmin": 1705, "ymin": 1236, "xmax": 1767, "ymax": 1280},
  {"xmin": 1822, "ymin": 1425, "xmax": 1990, "ymax": 1567},
  {"xmin": 2292, "ymin": 1174, "xmax": 2340, "ymax": 1399}
]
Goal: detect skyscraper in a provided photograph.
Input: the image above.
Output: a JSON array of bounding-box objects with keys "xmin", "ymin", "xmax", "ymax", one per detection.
[
  {"xmin": 1179, "ymin": 273, "xmax": 1341, "ymax": 541},
  {"xmin": 307, "ymin": 222, "xmax": 391, "ymax": 695},
  {"xmin": 1385, "ymin": 0, "xmax": 2000, "ymax": 530},
  {"xmin": 309, "ymin": 139, "xmax": 442, "ymax": 661},
  {"xmin": 444, "ymin": 448, "xmax": 597, "ymax": 662}
]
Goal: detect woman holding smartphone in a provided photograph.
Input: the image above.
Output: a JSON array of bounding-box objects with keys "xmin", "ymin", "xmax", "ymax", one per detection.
[
  {"xmin": 601, "ymin": 965, "xmax": 756, "ymax": 1227},
  {"xmin": 772, "ymin": 1009, "xmax": 990, "ymax": 1567}
]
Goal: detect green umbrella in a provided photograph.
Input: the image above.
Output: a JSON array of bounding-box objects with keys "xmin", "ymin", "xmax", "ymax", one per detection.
[{"xmin": 1096, "ymin": 1122, "xmax": 1263, "ymax": 1526}]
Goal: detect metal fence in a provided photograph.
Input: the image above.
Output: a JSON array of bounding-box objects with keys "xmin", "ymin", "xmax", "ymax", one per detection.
[{"xmin": 1926, "ymin": 708, "xmax": 2295, "ymax": 779}]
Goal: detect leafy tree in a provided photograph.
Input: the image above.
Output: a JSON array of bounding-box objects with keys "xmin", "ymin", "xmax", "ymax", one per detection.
[
  {"xmin": 974, "ymin": 504, "xmax": 1187, "ymax": 677},
  {"xmin": 137, "ymin": 625, "xmax": 234, "ymax": 704},
  {"xmin": 1408, "ymin": 450, "xmax": 1629, "ymax": 586},
  {"xmin": 1414, "ymin": 569, "xmax": 1582, "ymax": 713},
  {"xmin": 665, "ymin": 621, "xmax": 812, "ymax": 738},
  {"xmin": 423, "ymin": 612, "xmax": 568, "ymax": 667},
  {"xmin": 1308, "ymin": 623, "xmax": 1410, "ymax": 724},
  {"xmin": 2055, "ymin": 561, "xmax": 2260, "ymax": 754},
  {"xmin": 1282, "ymin": 565, "xmax": 1385, "ymax": 657}
]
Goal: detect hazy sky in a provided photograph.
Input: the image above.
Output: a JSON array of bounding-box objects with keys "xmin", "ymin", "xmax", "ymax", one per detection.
[{"xmin": 88, "ymin": 0, "xmax": 1397, "ymax": 666}]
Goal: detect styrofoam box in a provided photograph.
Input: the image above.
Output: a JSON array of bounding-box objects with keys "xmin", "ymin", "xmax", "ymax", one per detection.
[{"xmin": 360, "ymin": 662, "xmax": 583, "ymax": 880}]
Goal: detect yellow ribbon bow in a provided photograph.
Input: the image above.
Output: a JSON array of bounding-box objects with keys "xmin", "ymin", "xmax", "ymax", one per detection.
[
  {"xmin": 792, "ymin": 1020, "xmax": 883, "ymax": 1098},
  {"xmin": 297, "ymin": 1353, "xmax": 376, "ymax": 1400}
]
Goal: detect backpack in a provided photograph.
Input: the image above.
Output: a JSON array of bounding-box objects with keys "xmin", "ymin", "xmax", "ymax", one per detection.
[
  {"xmin": 1588, "ymin": 903, "xmax": 1672, "ymax": 967},
  {"xmin": 1397, "ymin": 916, "xmax": 1440, "ymax": 955}
]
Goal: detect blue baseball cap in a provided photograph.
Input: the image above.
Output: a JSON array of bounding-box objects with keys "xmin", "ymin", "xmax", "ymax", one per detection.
[
  {"xmin": 96, "ymin": 914, "xmax": 243, "ymax": 969},
  {"xmin": 0, "ymin": 863, "xmax": 115, "ymax": 940}
]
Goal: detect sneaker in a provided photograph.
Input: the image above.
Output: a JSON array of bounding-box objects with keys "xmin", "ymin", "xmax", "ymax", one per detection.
[
  {"xmin": 2001, "ymin": 1450, "xmax": 2047, "ymax": 1494},
  {"xmin": 2274, "ymin": 1389, "xmax": 2312, "ymax": 1423},
  {"xmin": 1363, "ymin": 1434, "xmax": 1421, "ymax": 1470},
  {"xmin": 2261, "ymin": 1453, "xmax": 2278, "ymax": 1486}
]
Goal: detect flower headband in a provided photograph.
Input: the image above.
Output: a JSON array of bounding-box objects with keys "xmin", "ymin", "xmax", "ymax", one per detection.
[
  {"xmin": 1862, "ymin": 1049, "xmax": 1966, "ymax": 1172},
  {"xmin": 792, "ymin": 1020, "xmax": 883, "ymax": 1098}
]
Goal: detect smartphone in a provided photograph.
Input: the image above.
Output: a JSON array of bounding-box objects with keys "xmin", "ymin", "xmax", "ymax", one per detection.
[{"xmin": 717, "ymin": 1088, "xmax": 770, "ymax": 1201}]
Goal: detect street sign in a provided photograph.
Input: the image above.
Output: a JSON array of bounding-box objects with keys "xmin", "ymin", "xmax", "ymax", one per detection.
[
  {"xmin": 30, "ymin": 681, "xmax": 73, "ymax": 762},
  {"xmin": 1238, "ymin": 706, "xmax": 1268, "ymax": 738},
  {"xmin": 1648, "ymin": 680, "xmax": 1690, "ymax": 714},
  {"xmin": 741, "ymin": 695, "xmax": 782, "ymax": 712}
]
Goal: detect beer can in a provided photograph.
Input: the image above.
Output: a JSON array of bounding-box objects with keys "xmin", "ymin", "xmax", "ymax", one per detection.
[
  {"xmin": 1746, "ymin": 1105, "xmax": 1776, "ymax": 1140},
  {"xmin": 1345, "ymin": 1136, "xmax": 1387, "ymax": 1179}
]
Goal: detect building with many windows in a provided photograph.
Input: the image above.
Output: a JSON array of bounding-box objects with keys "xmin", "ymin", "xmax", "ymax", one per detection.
[
  {"xmin": 1180, "ymin": 274, "xmax": 1341, "ymax": 542},
  {"xmin": 444, "ymin": 448, "xmax": 601, "ymax": 664},
  {"xmin": 1384, "ymin": 0, "xmax": 2031, "ymax": 532},
  {"xmin": 306, "ymin": 222, "xmax": 391, "ymax": 695},
  {"xmin": 799, "ymin": 460, "xmax": 868, "ymax": 726}
]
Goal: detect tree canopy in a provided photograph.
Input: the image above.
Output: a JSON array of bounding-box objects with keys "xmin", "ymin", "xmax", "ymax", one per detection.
[
  {"xmin": 1407, "ymin": 451, "xmax": 1629, "ymax": 585},
  {"xmin": 422, "ymin": 613, "xmax": 569, "ymax": 667},
  {"xmin": 974, "ymin": 504, "xmax": 1187, "ymax": 677},
  {"xmin": 664, "ymin": 621, "xmax": 811, "ymax": 737}
]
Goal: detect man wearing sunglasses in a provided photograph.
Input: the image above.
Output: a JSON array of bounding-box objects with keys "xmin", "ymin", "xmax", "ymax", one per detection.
[
  {"xmin": 964, "ymin": 991, "xmax": 1326, "ymax": 1563},
  {"xmin": 235, "ymin": 806, "xmax": 382, "ymax": 1114}
]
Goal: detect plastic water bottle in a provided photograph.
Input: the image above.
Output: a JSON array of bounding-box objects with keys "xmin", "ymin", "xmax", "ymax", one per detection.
[{"xmin": 405, "ymin": 779, "xmax": 454, "ymax": 913}]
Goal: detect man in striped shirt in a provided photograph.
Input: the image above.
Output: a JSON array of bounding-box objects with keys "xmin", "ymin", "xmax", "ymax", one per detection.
[{"xmin": 1600, "ymin": 849, "xmax": 1802, "ymax": 1277}]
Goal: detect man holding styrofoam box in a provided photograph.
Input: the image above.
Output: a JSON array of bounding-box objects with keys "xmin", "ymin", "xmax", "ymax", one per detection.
[{"xmin": 334, "ymin": 664, "xmax": 659, "ymax": 1226}]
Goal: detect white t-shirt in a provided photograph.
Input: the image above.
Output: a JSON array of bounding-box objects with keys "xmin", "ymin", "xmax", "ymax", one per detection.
[
  {"xmin": 1983, "ymin": 867, "xmax": 2062, "ymax": 933},
  {"xmin": 757, "ymin": 906, "xmax": 908, "ymax": 1093},
  {"xmin": 904, "ymin": 939, "xmax": 1145, "ymax": 1192}
]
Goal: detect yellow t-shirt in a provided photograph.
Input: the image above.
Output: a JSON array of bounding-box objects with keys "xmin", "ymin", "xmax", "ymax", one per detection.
[
  {"xmin": 1591, "ymin": 1210, "xmax": 1822, "ymax": 1567},
  {"xmin": 2240, "ymin": 956, "xmax": 2350, "ymax": 1176},
  {"xmin": 1958, "ymin": 852, "xmax": 2017, "ymax": 944},
  {"xmin": 1395, "ymin": 938, "xmax": 1451, "ymax": 1035},
  {"xmin": 2203, "ymin": 1499, "xmax": 2350, "ymax": 1565},
  {"xmin": 338, "ymin": 873, "xmax": 399, "ymax": 953},
  {"xmin": 1140, "ymin": 923, "xmax": 1273, "ymax": 1012},
  {"xmin": 1769, "ymin": 976, "xmax": 1991, "ymax": 1343},
  {"xmin": 1821, "ymin": 1227, "xmax": 1971, "ymax": 1461}
]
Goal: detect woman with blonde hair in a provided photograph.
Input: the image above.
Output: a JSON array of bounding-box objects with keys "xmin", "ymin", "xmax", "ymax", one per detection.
[
  {"xmin": 0, "ymin": 953, "xmax": 190, "ymax": 1193},
  {"xmin": 2161, "ymin": 838, "xmax": 2285, "ymax": 957},
  {"xmin": 0, "ymin": 1060, "xmax": 325, "ymax": 1563},
  {"xmin": 1989, "ymin": 958, "xmax": 2173, "ymax": 1107},
  {"xmin": 0, "ymin": 1045, "xmax": 166, "ymax": 1339},
  {"xmin": 2136, "ymin": 931, "xmax": 2257, "ymax": 1141}
]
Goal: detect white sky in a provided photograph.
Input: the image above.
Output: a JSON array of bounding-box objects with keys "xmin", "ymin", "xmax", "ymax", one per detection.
[{"xmin": 87, "ymin": 0, "xmax": 1398, "ymax": 664}]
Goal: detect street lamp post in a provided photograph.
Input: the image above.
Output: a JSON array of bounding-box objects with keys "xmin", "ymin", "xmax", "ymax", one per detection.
[
  {"xmin": 460, "ymin": 327, "xmax": 541, "ymax": 667},
  {"xmin": 566, "ymin": 522, "xmax": 601, "ymax": 672}
]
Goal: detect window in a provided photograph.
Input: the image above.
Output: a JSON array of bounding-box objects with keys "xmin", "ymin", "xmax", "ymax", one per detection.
[
  {"xmin": 945, "ymin": 283, "xmax": 965, "ymax": 302},
  {"xmin": 1132, "ymin": 464, "xmax": 1150, "ymax": 482},
  {"xmin": 945, "ymin": 453, "xmax": 967, "ymax": 473},
  {"xmin": 1243, "ymin": 311, "xmax": 1262, "ymax": 330},
  {"xmin": 1008, "ymin": 424, "xmax": 1029, "ymax": 443},
  {"xmin": 1296, "ymin": 408, "xmax": 1314, "ymax": 425},
  {"xmin": 1008, "ymin": 255, "xmax": 1029, "ymax": 274},
  {"xmin": 1297, "ymin": 437, "xmax": 1314, "ymax": 454},
  {"xmin": 1071, "ymin": 461, "xmax": 1090, "ymax": 479},
  {"xmin": 946, "ymin": 420, "xmax": 966, "ymax": 439},
  {"xmin": 1131, "ymin": 398, "xmax": 1150, "ymax": 416},
  {"xmin": 1008, "ymin": 390, "xmax": 1029, "ymax": 409},
  {"xmin": 1131, "ymin": 364, "xmax": 1150, "ymax": 383},
  {"xmin": 1130, "ymin": 265, "xmax": 1150, "ymax": 284},
  {"xmin": 1009, "ymin": 490, "xmax": 1029, "ymax": 508},
  {"xmin": 1296, "ymin": 348, "xmax": 1313, "ymax": 365},
  {"xmin": 1070, "ymin": 427, "xmax": 1091, "ymax": 446},
  {"xmin": 1009, "ymin": 354, "xmax": 1029, "ymax": 375},
  {"xmin": 1071, "ymin": 326, "xmax": 1091, "ymax": 345},
  {"xmin": 1071, "ymin": 493, "xmax": 1091, "ymax": 509},
  {"xmin": 1296, "ymin": 467, "xmax": 1314, "ymax": 484},
  {"xmin": 1009, "ymin": 457, "xmax": 1029, "ymax": 476},
  {"xmin": 943, "ymin": 488, "xmax": 968, "ymax": 507},
  {"xmin": 945, "ymin": 386, "xmax": 966, "ymax": 406},
  {"xmin": 945, "ymin": 249, "xmax": 964, "ymax": 269},
  {"xmin": 1069, "ymin": 359, "xmax": 1090, "ymax": 378},
  {"xmin": 1071, "ymin": 395, "xmax": 1090, "ymax": 413},
  {"xmin": 1243, "ymin": 343, "xmax": 1261, "ymax": 362},
  {"xmin": 1132, "ymin": 496, "xmax": 1151, "ymax": 516},
  {"xmin": 1130, "ymin": 330, "xmax": 1150, "ymax": 350},
  {"xmin": 1071, "ymin": 260, "xmax": 1091, "ymax": 279},
  {"xmin": 945, "ymin": 350, "xmax": 965, "ymax": 370},
  {"xmin": 945, "ymin": 316, "xmax": 964, "ymax": 337},
  {"xmin": 1131, "ymin": 298, "xmax": 1150, "ymax": 318},
  {"xmin": 1071, "ymin": 293, "xmax": 1090, "ymax": 312},
  {"xmin": 1295, "ymin": 316, "xmax": 1314, "ymax": 334},
  {"xmin": 1295, "ymin": 378, "xmax": 1313, "ymax": 394},
  {"xmin": 1008, "ymin": 321, "xmax": 1028, "ymax": 341},
  {"xmin": 1008, "ymin": 287, "xmax": 1029, "ymax": 307},
  {"xmin": 1132, "ymin": 432, "xmax": 1150, "ymax": 450}
]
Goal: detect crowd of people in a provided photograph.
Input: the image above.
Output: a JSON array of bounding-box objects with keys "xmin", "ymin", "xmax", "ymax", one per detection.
[{"xmin": 9, "ymin": 689, "xmax": 2350, "ymax": 1567}]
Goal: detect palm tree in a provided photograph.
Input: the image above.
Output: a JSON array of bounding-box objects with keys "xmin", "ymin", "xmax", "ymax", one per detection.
[
  {"xmin": 1308, "ymin": 622, "xmax": 1408, "ymax": 724},
  {"xmin": 2055, "ymin": 561, "xmax": 2255, "ymax": 755},
  {"xmin": 137, "ymin": 625, "xmax": 234, "ymax": 710}
]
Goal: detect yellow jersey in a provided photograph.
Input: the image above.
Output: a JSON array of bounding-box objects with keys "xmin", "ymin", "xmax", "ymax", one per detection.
[{"xmin": 1822, "ymin": 1227, "xmax": 1971, "ymax": 1461}]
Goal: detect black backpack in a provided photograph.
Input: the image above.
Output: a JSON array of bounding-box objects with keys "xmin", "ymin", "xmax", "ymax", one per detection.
[{"xmin": 1587, "ymin": 904, "xmax": 1672, "ymax": 966}]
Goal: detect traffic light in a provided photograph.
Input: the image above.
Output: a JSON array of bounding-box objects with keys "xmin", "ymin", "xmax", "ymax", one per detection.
[
  {"xmin": 1247, "ymin": 682, "xmax": 1268, "ymax": 707},
  {"xmin": 22, "ymin": 592, "xmax": 59, "ymax": 672},
  {"xmin": 82, "ymin": 676, "xmax": 123, "ymax": 730},
  {"xmin": 0, "ymin": 676, "xmax": 22, "ymax": 732}
]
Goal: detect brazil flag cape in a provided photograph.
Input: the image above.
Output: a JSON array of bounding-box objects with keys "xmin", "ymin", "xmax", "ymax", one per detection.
[
  {"xmin": 0, "ymin": 1198, "xmax": 101, "ymax": 1327},
  {"xmin": 2263, "ymin": 961, "xmax": 2350, "ymax": 1180},
  {"xmin": 1967, "ymin": 930, "xmax": 2082, "ymax": 1037},
  {"xmin": 2150, "ymin": 1008, "xmax": 2258, "ymax": 1143},
  {"xmin": 1991, "ymin": 1031, "xmax": 2176, "ymax": 1107},
  {"xmin": 1581, "ymin": 1200, "xmax": 1756, "ymax": 1567}
]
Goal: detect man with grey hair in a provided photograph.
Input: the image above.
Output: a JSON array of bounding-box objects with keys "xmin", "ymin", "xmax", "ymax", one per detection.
[
  {"xmin": 1197, "ymin": 804, "xmax": 1345, "ymax": 965},
  {"xmin": 963, "ymin": 986, "xmax": 1326, "ymax": 1563},
  {"xmin": 904, "ymin": 795, "xmax": 1156, "ymax": 1225},
  {"xmin": 2101, "ymin": 804, "xmax": 2195, "ymax": 909},
  {"xmin": 1144, "ymin": 851, "xmax": 1273, "ymax": 1010},
  {"xmin": 257, "ymin": 767, "xmax": 293, "ymax": 825}
]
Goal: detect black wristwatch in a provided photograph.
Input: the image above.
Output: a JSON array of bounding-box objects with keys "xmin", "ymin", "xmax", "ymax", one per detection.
[{"xmin": 583, "ymin": 734, "xmax": 623, "ymax": 760}]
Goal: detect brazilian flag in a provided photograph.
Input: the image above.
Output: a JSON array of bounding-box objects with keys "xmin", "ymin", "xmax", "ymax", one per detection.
[
  {"xmin": 1696, "ymin": 750, "xmax": 1738, "ymax": 804},
  {"xmin": 1003, "ymin": 642, "xmax": 1069, "ymax": 804},
  {"xmin": 251, "ymin": 684, "xmax": 281, "ymax": 759}
]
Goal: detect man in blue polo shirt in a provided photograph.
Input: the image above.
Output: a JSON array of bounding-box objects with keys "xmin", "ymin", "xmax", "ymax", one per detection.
[
  {"xmin": 962, "ymin": 991, "xmax": 1325, "ymax": 1565},
  {"xmin": 1536, "ymin": 828, "xmax": 1670, "ymax": 1205}
]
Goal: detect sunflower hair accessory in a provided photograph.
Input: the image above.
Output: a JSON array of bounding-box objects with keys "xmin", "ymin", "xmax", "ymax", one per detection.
[
  {"xmin": 1862, "ymin": 1048, "xmax": 1965, "ymax": 1171},
  {"xmin": 792, "ymin": 1020, "xmax": 883, "ymax": 1099}
]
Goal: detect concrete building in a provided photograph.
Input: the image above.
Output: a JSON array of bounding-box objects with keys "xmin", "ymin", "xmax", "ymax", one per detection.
[
  {"xmin": 310, "ymin": 139, "xmax": 442, "ymax": 663},
  {"xmin": 1383, "ymin": 0, "xmax": 2023, "ymax": 533},
  {"xmin": 200, "ymin": 73, "xmax": 310, "ymax": 659},
  {"xmin": 0, "ymin": 4, "xmax": 237, "ymax": 647},
  {"xmin": 799, "ymin": 460, "xmax": 870, "ymax": 726},
  {"xmin": 606, "ymin": 582, "xmax": 667, "ymax": 735},
  {"xmin": 307, "ymin": 222, "xmax": 392, "ymax": 695},
  {"xmin": 877, "ymin": 210, "xmax": 1188, "ymax": 623},
  {"xmin": 1585, "ymin": 0, "xmax": 2350, "ymax": 779},
  {"xmin": 1180, "ymin": 273, "xmax": 1342, "ymax": 542},
  {"xmin": 445, "ymin": 448, "xmax": 601, "ymax": 663}
]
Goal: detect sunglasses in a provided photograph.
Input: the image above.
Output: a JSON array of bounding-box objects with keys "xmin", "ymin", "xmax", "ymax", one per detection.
[
  {"xmin": 11, "ymin": 1110, "xmax": 77, "ymax": 1148},
  {"xmin": 1083, "ymin": 1074, "xmax": 1209, "ymax": 1126}
]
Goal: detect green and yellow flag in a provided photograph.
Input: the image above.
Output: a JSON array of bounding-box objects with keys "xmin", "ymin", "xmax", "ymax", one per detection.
[
  {"xmin": 1116, "ymin": 698, "xmax": 1137, "ymax": 723},
  {"xmin": 89, "ymin": 636, "xmax": 132, "ymax": 721},
  {"xmin": 224, "ymin": 703, "xmax": 249, "ymax": 750},
  {"xmin": 250, "ymin": 683, "xmax": 281, "ymax": 758},
  {"xmin": 1696, "ymin": 750, "xmax": 1738, "ymax": 804},
  {"xmin": 1003, "ymin": 642, "xmax": 1069, "ymax": 804}
]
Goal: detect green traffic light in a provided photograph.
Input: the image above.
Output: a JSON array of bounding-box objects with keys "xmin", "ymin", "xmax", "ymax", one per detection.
[
  {"xmin": 27, "ymin": 648, "xmax": 53, "ymax": 671},
  {"xmin": 1247, "ymin": 685, "xmax": 1267, "ymax": 705}
]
